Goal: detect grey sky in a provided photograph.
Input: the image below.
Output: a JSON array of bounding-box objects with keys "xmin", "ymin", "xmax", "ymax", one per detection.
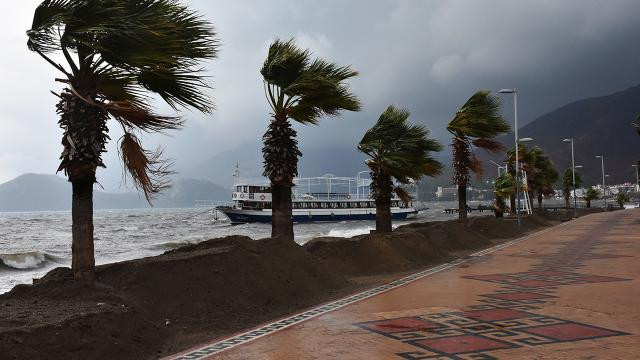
[{"xmin": 1, "ymin": 0, "xmax": 639, "ymax": 189}]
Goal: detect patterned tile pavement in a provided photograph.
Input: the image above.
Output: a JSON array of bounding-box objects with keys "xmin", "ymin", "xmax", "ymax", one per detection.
[{"xmin": 167, "ymin": 210, "xmax": 639, "ymax": 359}]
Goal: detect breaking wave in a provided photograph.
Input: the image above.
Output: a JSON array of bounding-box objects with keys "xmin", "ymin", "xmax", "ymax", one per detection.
[
  {"xmin": 326, "ymin": 227, "xmax": 374, "ymax": 238},
  {"xmin": 0, "ymin": 251, "xmax": 57, "ymax": 270}
]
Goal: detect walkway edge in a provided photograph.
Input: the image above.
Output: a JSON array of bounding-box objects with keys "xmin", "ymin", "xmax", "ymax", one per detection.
[{"xmin": 167, "ymin": 219, "xmax": 576, "ymax": 360}]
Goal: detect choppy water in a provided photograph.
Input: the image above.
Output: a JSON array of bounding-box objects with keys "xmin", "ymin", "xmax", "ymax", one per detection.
[{"xmin": 0, "ymin": 201, "xmax": 490, "ymax": 294}]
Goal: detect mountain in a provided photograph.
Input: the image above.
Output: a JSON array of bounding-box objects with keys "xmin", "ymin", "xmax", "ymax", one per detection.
[
  {"xmin": 0, "ymin": 174, "xmax": 228, "ymax": 212},
  {"xmin": 486, "ymin": 85, "xmax": 640, "ymax": 186}
]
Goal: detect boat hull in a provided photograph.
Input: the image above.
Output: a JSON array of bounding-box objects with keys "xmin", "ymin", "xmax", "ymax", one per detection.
[{"xmin": 220, "ymin": 208, "xmax": 418, "ymax": 224}]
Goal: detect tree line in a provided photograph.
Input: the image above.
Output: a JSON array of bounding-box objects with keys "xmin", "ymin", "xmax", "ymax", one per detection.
[{"xmin": 24, "ymin": 0, "xmax": 619, "ymax": 284}]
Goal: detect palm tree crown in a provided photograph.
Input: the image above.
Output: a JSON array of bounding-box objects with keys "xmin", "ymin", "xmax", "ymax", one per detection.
[
  {"xmin": 358, "ymin": 106, "xmax": 442, "ymax": 232},
  {"xmin": 447, "ymin": 91, "xmax": 510, "ymax": 182},
  {"xmin": 358, "ymin": 105, "xmax": 443, "ymax": 187},
  {"xmin": 27, "ymin": 0, "xmax": 218, "ymax": 199}
]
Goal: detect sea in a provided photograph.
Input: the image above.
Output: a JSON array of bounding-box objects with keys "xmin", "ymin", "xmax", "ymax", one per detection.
[{"xmin": 0, "ymin": 200, "xmax": 495, "ymax": 294}]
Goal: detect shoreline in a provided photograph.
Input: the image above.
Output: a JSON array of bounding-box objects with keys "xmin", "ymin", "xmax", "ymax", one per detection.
[{"xmin": 0, "ymin": 209, "xmax": 605, "ymax": 360}]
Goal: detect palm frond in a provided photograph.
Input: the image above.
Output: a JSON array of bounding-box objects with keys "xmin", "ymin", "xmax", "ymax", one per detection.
[
  {"xmin": 119, "ymin": 132, "xmax": 173, "ymax": 202},
  {"xmin": 261, "ymin": 39, "xmax": 310, "ymax": 90},
  {"xmin": 447, "ymin": 90, "xmax": 510, "ymax": 139},
  {"xmin": 261, "ymin": 38, "xmax": 361, "ymax": 124},
  {"xmin": 393, "ymin": 186, "xmax": 413, "ymax": 204},
  {"xmin": 27, "ymin": 0, "xmax": 72, "ymax": 53},
  {"xmin": 358, "ymin": 105, "xmax": 443, "ymax": 183},
  {"xmin": 107, "ymin": 102, "xmax": 183, "ymax": 133},
  {"xmin": 472, "ymin": 138, "xmax": 505, "ymax": 153},
  {"xmin": 137, "ymin": 67, "xmax": 213, "ymax": 113}
]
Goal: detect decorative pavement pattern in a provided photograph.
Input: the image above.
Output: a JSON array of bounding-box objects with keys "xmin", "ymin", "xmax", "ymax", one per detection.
[
  {"xmin": 356, "ymin": 226, "xmax": 632, "ymax": 359},
  {"xmin": 169, "ymin": 221, "xmax": 569, "ymax": 359}
]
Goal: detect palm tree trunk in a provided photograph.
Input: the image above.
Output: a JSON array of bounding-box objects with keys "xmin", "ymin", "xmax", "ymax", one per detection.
[
  {"xmin": 262, "ymin": 116, "xmax": 301, "ymax": 242},
  {"xmin": 458, "ymin": 184, "xmax": 467, "ymax": 222},
  {"xmin": 375, "ymin": 195, "xmax": 392, "ymax": 233},
  {"xmin": 57, "ymin": 90, "xmax": 108, "ymax": 284},
  {"xmin": 372, "ymin": 170, "xmax": 393, "ymax": 233},
  {"xmin": 537, "ymin": 191, "xmax": 543, "ymax": 209},
  {"xmin": 271, "ymin": 181, "xmax": 294, "ymax": 240},
  {"xmin": 71, "ymin": 177, "xmax": 95, "ymax": 283}
]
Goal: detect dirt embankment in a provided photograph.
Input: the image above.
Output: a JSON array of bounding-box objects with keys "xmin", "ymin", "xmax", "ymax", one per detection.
[{"xmin": 0, "ymin": 209, "xmax": 600, "ymax": 360}]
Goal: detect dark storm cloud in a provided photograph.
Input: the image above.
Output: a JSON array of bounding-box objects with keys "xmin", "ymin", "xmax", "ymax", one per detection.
[{"xmin": 1, "ymin": 0, "xmax": 639, "ymax": 188}]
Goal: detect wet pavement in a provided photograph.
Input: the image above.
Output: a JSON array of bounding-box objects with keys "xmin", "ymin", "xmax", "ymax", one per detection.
[{"xmin": 172, "ymin": 210, "xmax": 639, "ymax": 359}]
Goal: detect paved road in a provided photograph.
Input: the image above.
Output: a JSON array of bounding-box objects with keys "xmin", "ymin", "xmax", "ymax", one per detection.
[{"xmin": 174, "ymin": 210, "xmax": 639, "ymax": 359}]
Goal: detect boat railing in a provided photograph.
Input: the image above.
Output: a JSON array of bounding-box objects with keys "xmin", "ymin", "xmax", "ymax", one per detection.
[{"xmin": 195, "ymin": 200, "xmax": 234, "ymax": 208}]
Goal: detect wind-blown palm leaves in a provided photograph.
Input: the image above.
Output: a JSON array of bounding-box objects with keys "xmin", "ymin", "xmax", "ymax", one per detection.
[
  {"xmin": 27, "ymin": 0, "xmax": 218, "ymax": 281},
  {"xmin": 261, "ymin": 39, "xmax": 360, "ymax": 240},
  {"xmin": 584, "ymin": 187, "xmax": 600, "ymax": 208},
  {"xmin": 506, "ymin": 145, "xmax": 558, "ymax": 208},
  {"xmin": 493, "ymin": 172, "xmax": 518, "ymax": 216},
  {"xmin": 447, "ymin": 91, "xmax": 510, "ymax": 222},
  {"xmin": 562, "ymin": 168, "xmax": 583, "ymax": 208},
  {"xmin": 358, "ymin": 106, "xmax": 443, "ymax": 232}
]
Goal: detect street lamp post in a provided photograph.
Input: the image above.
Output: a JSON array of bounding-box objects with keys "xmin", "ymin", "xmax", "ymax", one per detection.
[
  {"xmin": 562, "ymin": 138, "xmax": 577, "ymax": 218},
  {"xmin": 489, "ymin": 160, "xmax": 506, "ymax": 177},
  {"xmin": 595, "ymin": 156, "xmax": 606, "ymax": 208},
  {"xmin": 632, "ymin": 165, "xmax": 639, "ymax": 192},
  {"xmin": 499, "ymin": 89, "xmax": 520, "ymax": 226}
]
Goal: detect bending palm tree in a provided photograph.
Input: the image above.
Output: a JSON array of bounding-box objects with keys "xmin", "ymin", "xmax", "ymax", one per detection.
[
  {"xmin": 447, "ymin": 91, "xmax": 510, "ymax": 222},
  {"xmin": 506, "ymin": 145, "xmax": 558, "ymax": 209},
  {"xmin": 358, "ymin": 106, "xmax": 443, "ymax": 233},
  {"xmin": 27, "ymin": 0, "xmax": 218, "ymax": 282},
  {"xmin": 261, "ymin": 39, "xmax": 360, "ymax": 240},
  {"xmin": 584, "ymin": 187, "xmax": 600, "ymax": 208}
]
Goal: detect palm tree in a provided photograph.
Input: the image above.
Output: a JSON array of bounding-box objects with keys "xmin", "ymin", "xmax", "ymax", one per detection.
[
  {"xmin": 506, "ymin": 145, "xmax": 558, "ymax": 209},
  {"xmin": 358, "ymin": 106, "xmax": 443, "ymax": 232},
  {"xmin": 532, "ymin": 151, "xmax": 559, "ymax": 209},
  {"xmin": 562, "ymin": 169, "xmax": 583, "ymax": 208},
  {"xmin": 615, "ymin": 191, "xmax": 630, "ymax": 207},
  {"xmin": 447, "ymin": 91, "xmax": 510, "ymax": 222},
  {"xmin": 260, "ymin": 39, "xmax": 361, "ymax": 240},
  {"xmin": 494, "ymin": 172, "xmax": 516, "ymax": 217},
  {"xmin": 584, "ymin": 187, "xmax": 600, "ymax": 208},
  {"xmin": 27, "ymin": 0, "xmax": 218, "ymax": 282}
]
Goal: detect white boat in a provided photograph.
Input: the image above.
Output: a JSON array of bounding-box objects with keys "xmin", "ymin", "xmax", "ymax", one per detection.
[{"xmin": 218, "ymin": 170, "xmax": 420, "ymax": 224}]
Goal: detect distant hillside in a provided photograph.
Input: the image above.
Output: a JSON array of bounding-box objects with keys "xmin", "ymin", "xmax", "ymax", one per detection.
[
  {"xmin": 487, "ymin": 85, "xmax": 640, "ymax": 186},
  {"xmin": 0, "ymin": 174, "xmax": 228, "ymax": 212}
]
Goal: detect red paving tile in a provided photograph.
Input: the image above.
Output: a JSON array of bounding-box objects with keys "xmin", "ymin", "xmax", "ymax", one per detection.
[
  {"xmin": 362, "ymin": 317, "xmax": 441, "ymax": 334},
  {"xmin": 484, "ymin": 292, "xmax": 555, "ymax": 301},
  {"xmin": 521, "ymin": 323, "xmax": 621, "ymax": 341},
  {"xmin": 412, "ymin": 334, "xmax": 514, "ymax": 354},
  {"xmin": 510, "ymin": 279, "xmax": 562, "ymax": 288}
]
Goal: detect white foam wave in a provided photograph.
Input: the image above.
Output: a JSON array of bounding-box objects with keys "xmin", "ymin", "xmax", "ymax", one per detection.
[
  {"xmin": 326, "ymin": 227, "xmax": 373, "ymax": 238},
  {"xmin": 0, "ymin": 251, "xmax": 49, "ymax": 270}
]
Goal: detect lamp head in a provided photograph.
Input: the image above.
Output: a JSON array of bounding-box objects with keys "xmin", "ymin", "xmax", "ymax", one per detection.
[
  {"xmin": 575, "ymin": 165, "xmax": 583, "ymax": 169},
  {"xmin": 499, "ymin": 89, "xmax": 515, "ymax": 94},
  {"xmin": 595, "ymin": 155, "xmax": 603, "ymax": 159},
  {"xmin": 562, "ymin": 138, "xmax": 572, "ymax": 142},
  {"xmin": 519, "ymin": 137, "xmax": 533, "ymax": 142}
]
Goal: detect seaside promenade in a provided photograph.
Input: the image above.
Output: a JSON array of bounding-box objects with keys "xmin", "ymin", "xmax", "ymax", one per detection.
[{"xmin": 172, "ymin": 210, "xmax": 639, "ymax": 359}]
